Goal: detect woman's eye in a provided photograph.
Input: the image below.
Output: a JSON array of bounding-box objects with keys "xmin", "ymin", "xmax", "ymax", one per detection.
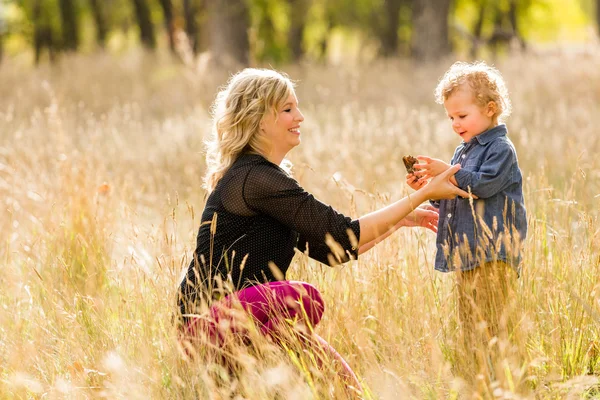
[{"xmin": 283, "ymin": 108, "xmax": 291, "ymax": 112}]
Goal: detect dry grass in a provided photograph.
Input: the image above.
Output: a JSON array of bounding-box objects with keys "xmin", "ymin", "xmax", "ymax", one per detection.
[{"xmin": 0, "ymin": 49, "xmax": 599, "ymax": 399}]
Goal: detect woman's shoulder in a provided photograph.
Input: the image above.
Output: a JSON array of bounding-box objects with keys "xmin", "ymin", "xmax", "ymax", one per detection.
[
  {"xmin": 234, "ymin": 152, "xmax": 273, "ymax": 169},
  {"xmin": 216, "ymin": 153, "xmax": 283, "ymax": 192},
  {"xmin": 234, "ymin": 153, "xmax": 287, "ymax": 176}
]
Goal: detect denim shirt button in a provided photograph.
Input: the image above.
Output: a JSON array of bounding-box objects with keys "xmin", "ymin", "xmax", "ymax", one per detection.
[
  {"xmin": 461, "ymin": 154, "xmax": 466, "ymax": 159},
  {"xmin": 447, "ymin": 213, "xmax": 452, "ymax": 218}
]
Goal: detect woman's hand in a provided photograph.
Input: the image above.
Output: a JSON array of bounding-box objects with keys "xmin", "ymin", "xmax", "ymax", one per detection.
[
  {"xmin": 406, "ymin": 173, "xmax": 426, "ymax": 190},
  {"xmin": 413, "ymin": 156, "xmax": 451, "ymax": 180},
  {"xmin": 421, "ymin": 164, "xmax": 476, "ymax": 200},
  {"xmin": 401, "ymin": 205, "xmax": 439, "ymax": 233}
]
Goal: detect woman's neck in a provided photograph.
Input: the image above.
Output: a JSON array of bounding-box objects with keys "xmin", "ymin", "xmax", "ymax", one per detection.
[{"xmin": 256, "ymin": 147, "xmax": 286, "ymax": 166}]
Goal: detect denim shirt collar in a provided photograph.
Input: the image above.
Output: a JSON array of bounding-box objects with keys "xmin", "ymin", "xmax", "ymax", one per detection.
[{"xmin": 470, "ymin": 124, "xmax": 507, "ymax": 146}]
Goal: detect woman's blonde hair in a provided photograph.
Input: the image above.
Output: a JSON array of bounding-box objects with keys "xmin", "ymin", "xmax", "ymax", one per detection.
[
  {"xmin": 204, "ymin": 68, "xmax": 295, "ymax": 192},
  {"xmin": 434, "ymin": 61, "xmax": 512, "ymax": 122}
]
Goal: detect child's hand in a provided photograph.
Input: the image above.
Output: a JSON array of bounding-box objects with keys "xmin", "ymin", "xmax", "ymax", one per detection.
[
  {"xmin": 413, "ymin": 156, "xmax": 451, "ymax": 180},
  {"xmin": 406, "ymin": 173, "xmax": 426, "ymax": 190}
]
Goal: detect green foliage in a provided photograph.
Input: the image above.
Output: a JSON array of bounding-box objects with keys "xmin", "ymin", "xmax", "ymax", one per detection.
[
  {"xmin": 0, "ymin": 0, "xmax": 597, "ymax": 62},
  {"xmin": 521, "ymin": 0, "xmax": 591, "ymax": 41},
  {"xmin": 249, "ymin": 0, "xmax": 290, "ymax": 63},
  {"xmin": 453, "ymin": 0, "xmax": 593, "ymax": 42}
]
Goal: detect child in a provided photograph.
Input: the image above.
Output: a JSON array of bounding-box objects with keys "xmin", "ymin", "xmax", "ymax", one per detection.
[{"xmin": 406, "ymin": 61, "xmax": 527, "ymax": 378}]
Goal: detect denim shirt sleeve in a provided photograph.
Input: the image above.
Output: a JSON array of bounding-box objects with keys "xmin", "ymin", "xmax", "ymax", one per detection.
[{"xmin": 454, "ymin": 141, "xmax": 515, "ymax": 199}]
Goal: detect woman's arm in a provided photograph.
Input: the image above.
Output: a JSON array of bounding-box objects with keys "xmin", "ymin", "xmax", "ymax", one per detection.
[
  {"xmin": 358, "ymin": 206, "xmax": 438, "ymax": 255},
  {"xmin": 357, "ymin": 164, "xmax": 470, "ymax": 247},
  {"xmin": 244, "ymin": 161, "xmax": 469, "ymax": 262}
]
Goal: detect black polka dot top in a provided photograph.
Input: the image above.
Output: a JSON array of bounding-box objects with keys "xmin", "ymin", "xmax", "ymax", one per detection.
[{"xmin": 178, "ymin": 153, "xmax": 360, "ymax": 318}]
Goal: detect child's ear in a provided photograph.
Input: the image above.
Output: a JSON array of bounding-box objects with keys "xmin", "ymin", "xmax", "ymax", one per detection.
[{"xmin": 486, "ymin": 101, "xmax": 497, "ymax": 117}]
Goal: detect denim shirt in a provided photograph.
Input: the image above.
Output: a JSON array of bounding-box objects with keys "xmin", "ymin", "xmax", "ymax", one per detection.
[{"xmin": 431, "ymin": 124, "xmax": 527, "ymax": 272}]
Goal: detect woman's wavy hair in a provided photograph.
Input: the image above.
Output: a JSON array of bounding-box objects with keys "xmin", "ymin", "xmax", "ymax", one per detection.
[
  {"xmin": 204, "ymin": 68, "xmax": 295, "ymax": 192},
  {"xmin": 435, "ymin": 61, "xmax": 512, "ymax": 122}
]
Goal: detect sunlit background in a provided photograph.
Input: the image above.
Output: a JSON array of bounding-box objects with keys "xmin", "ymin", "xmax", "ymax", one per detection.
[{"xmin": 0, "ymin": 0, "xmax": 599, "ymax": 398}]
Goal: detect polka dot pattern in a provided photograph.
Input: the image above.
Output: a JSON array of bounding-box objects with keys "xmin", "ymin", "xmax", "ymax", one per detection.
[{"xmin": 178, "ymin": 153, "xmax": 360, "ymax": 318}]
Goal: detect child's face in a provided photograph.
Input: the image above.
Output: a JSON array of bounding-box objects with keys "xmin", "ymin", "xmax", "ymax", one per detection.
[{"xmin": 444, "ymin": 88, "xmax": 496, "ymax": 143}]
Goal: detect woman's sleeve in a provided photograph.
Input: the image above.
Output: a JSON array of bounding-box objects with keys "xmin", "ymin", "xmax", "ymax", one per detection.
[{"xmin": 243, "ymin": 163, "xmax": 360, "ymax": 264}]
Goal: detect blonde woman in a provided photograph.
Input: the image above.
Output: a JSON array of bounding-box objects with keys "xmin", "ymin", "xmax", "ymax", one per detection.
[{"xmin": 178, "ymin": 68, "xmax": 471, "ymax": 388}]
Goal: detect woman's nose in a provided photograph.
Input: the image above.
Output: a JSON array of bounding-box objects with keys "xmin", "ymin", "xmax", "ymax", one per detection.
[{"xmin": 296, "ymin": 109, "xmax": 305, "ymax": 122}]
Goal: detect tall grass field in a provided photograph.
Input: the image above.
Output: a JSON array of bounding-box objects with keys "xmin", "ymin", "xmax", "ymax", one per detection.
[{"xmin": 0, "ymin": 51, "xmax": 599, "ymax": 399}]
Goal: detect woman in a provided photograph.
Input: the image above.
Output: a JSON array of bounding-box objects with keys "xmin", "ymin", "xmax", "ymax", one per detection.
[{"xmin": 178, "ymin": 68, "xmax": 471, "ymax": 390}]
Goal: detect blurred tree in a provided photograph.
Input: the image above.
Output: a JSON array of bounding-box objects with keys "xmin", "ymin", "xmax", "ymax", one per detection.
[
  {"xmin": 157, "ymin": 0, "xmax": 175, "ymax": 53},
  {"xmin": 376, "ymin": 0, "xmax": 404, "ymax": 57},
  {"xmin": 411, "ymin": 0, "xmax": 452, "ymax": 61},
  {"xmin": 315, "ymin": 0, "xmax": 383, "ymax": 58},
  {"xmin": 288, "ymin": 0, "xmax": 310, "ymax": 61},
  {"xmin": 487, "ymin": 0, "xmax": 527, "ymax": 55},
  {"xmin": 251, "ymin": 0, "xmax": 288, "ymax": 62},
  {"xmin": 596, "ymin": 0, "xmax": 600, "ymax": 38},
  {"xmin": 468, "ymin": 0, "xmax": 488, "ymax": 57},
  {"xmin": 0, "ymin": 7, "xmax": 4, "ymax": 62},
  {"xmin": 32, "ymin": 0, "xmax": 57, "ymax": 63},
  {"xmin": 131, "ymin": 0, "xmax": 156, "ymax": 49},
  {"xmin": 58, "ymin": 0, "xmax": 78, "ymax": 50},
  {"xmin": 456, "ymin": 0, "xmax": 530, "ymax": 58},
  {"xmin": 208, "ymin": 0, "xmax": 249, "ymax": 65},
  {"xmin": 183, "ymin": 0, "xmax": 202, "ymax": 53},
  {"xmin": 88, "ymin": 0, "xmax": 107, "ymax": 47}
]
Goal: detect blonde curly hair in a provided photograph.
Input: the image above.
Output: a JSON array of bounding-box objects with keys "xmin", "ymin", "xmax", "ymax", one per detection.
[
  {"xmin": 204, "ymin": 68, "xmax": 295, "ymax": 192},
  {"xmin": 434, "ymin": 61, "xmax": 512, "ymax": 122}
]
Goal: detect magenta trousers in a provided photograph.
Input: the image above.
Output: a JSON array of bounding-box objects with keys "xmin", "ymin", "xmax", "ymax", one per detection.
[{"xmin": 183, "ymin": 280, "xmax": 358, "ymax": 385}]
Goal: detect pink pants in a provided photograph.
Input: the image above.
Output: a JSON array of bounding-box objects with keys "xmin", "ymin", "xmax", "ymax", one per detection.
[{"xmin": 184, "ymin": 281, "xmax": 359, "ymax": 387}]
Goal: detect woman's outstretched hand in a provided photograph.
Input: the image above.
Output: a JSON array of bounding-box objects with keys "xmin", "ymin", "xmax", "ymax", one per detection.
[
  {"xmin": 401, "ymin": 205, "xmax": 439, "ymax": 233},
  {"xmin": 421, "ymin": 164, "xmax": 476, "ymax": 200}
]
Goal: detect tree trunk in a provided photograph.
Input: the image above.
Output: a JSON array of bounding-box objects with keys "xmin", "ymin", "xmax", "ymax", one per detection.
[
  {"xmin": 470, "ymin": 0, "xmax": 486, "ymax": 58},
  {"xmin": 158, "ymin": 0, "xmax": 176, "ymax": 53},
  {"xmin": 183, "ymin": 0, "xmax": 199, "ymax": 53},
  {"xmin": 33, "ymin": 0, "xmax": 56, "ymax": 64},
  {"xmin": 208, "ymin": 0, "xmax": 249, "ymax": 65},
  {"xmin": 379, "ymin": 0, "xmax": 403, "ymax": 57},
  {"xmin": 89, "ymin": 0, "xmax": 107, "ymax": 48},
  {"xmin": 288, "ymin": 0, "xmax": 310, "ymax": 61},
  {"xmin": 411, "ymin": 0, "xmax": 452, "ymax": 62},
  {"xmin": 0, "ymin": 17, "xmax": 4, "ymax": 63},
  {"xmin": 132, "ymin": 0, "xmax": 156, "ymax": 49},
  {"xmin": 508, "ymin": 0, "xmax": 526, "ymax": 50},
  {"xmin": 597, "ymin": 0, "xmax": 600, "ymax": 39},
  {"xmin": 59, "ymin": 0, "xmax": 79, "ymax": 50}
]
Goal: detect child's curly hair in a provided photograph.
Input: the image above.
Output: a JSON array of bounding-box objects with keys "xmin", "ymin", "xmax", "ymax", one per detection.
[{"xmin": 435, "ymin": 61, "xmax": 512, "ymax": 122}]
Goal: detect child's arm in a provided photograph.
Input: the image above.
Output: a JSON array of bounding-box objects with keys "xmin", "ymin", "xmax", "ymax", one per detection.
[{"xmin": 452, "ymin": 143, "xmax": 517, "ymax": 199}]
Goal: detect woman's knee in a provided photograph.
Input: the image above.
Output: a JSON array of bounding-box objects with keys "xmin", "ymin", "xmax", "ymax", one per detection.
[{"xmin": 286, "ymin": 281, "xmax": 325, "ymax": 326}]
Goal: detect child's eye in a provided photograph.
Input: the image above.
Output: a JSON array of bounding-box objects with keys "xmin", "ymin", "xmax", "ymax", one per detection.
[{"xmin": 459, "ymin": 115, "xmax": 466, "ymax": 119}]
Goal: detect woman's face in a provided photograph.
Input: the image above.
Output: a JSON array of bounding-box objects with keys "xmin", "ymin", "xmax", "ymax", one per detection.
[{"xmin": 260, "ymin": 92, "xmax": 305, "ymax": 158}]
